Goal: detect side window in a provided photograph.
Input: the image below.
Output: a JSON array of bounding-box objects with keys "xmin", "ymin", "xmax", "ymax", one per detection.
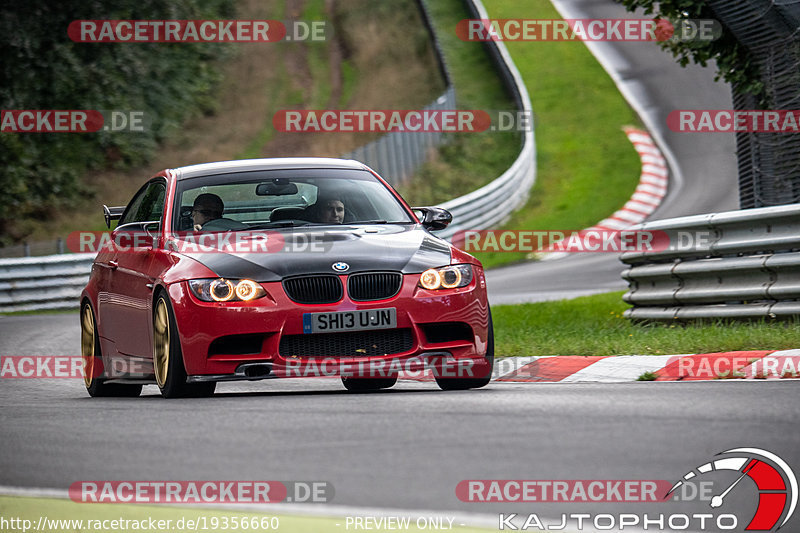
[
  {"xmin": 140, "ymin": 183, "xmax": 166, "ymax": 222},
  {"xmin": 118, "ymin": 186, "xmax": 148, "ymax": 227},
  {"xmin": 119, "ymin": 182, "xmax": 166, "ymax": 226}
]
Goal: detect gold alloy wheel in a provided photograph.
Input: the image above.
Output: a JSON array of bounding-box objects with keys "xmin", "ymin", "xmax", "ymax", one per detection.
[
  {"xmin": 80, "ymin": 305, "xmax": 95, "ymax": 388},
  {"xmin": 153, "ymin": 298, "xmax": 170, "ymax": 388}
]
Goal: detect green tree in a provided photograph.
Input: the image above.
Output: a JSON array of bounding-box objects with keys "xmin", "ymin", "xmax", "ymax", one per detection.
[
  {"xmin": 0, "ymin": 0, "xmax": 234, "ymax": 243},
  {"xmin": 617, "ymin": 0, "xmax": 765, "ymax": 103}
]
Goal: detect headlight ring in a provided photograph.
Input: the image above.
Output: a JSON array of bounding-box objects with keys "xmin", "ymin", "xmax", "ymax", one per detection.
[
  {"xmin": 188, "ymin": 278, "xmax": 266, "ymax": 302},
  {"xmin": 418, "ymin": 265, "xmax": 473, "ymax": 290}
]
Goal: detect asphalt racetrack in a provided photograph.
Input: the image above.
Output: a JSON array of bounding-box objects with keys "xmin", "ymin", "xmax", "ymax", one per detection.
[{"xmin": 1, "ymin": 312, "xmax": 798, "ymax": 529}]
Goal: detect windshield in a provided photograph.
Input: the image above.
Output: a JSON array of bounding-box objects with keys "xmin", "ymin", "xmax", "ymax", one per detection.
[{"xmin": 173, "ymin": 168, "xmax": 414, "ymax": 232}]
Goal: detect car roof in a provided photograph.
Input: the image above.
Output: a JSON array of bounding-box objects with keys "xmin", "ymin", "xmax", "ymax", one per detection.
[{"xmin": 172, "ymin": 157, "xmax": 369, "ymax": 180}]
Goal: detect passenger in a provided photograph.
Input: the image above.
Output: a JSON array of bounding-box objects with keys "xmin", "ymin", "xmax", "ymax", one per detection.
[{"xmin": 310, "ymin": 195, "xmax": 345, "ymax": 224}]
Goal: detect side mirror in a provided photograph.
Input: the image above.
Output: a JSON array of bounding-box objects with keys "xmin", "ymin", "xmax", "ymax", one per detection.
[{"xmin": 414, "ymin": 207, "xmax": 453, "ymax": 231}]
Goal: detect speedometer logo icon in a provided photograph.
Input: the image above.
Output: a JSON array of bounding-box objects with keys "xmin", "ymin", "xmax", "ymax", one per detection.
[{"xmin": 668, "ymin": 448, "xmax": 797, "ymax": 531}]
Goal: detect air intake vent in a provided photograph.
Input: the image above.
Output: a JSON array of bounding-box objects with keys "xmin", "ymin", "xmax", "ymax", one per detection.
[
  {"xmin": 348, "ymin": 272, "xmax": 403, "ymax": 301},
  {"xmin": 420, "ymin": 322, "xmax": 473, "ymax": 344},
  {"xmin": 279, "ymin": 329, "xmax": 414, "ymax": 358},
  {"xmin": 283, "ymin": 275, "xmax": 343, "ymax": 304}
]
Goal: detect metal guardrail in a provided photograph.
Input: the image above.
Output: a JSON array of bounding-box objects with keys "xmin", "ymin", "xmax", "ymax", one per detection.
[
  {"xmin": 0, "ymin": 0, "xmax": 536, "ymax": 312},
  {"xmin": 0, "ymin": 254, "xmax": 94, "ymax": 312},
  {"xmin": 621, "ymin": 203, "xmax": 800, "ymax": 321},
  {"xmin": 342, "ymin": 87, "xmax": 457, "ymax": 185}
]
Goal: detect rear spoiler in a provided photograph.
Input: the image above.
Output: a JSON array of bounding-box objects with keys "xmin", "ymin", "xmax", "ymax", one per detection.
[{"xmin": 103, "ymin": 205, "xmax": 126, "ymax": 228}]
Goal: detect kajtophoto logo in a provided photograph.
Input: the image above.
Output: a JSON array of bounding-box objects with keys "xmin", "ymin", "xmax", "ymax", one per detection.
[
  {"xmin": 484, "ymin": 448, "xmax": 797, "ymax": 531},
  {"xmin": 668, "ymin": 448, "xmax": 797, "ymax": 531}
]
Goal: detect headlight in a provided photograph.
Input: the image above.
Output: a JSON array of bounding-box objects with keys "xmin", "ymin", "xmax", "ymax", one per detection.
[
  {"xmin": 188, "ymin": 278, "xmax": 266, "ymax": 302},
  {"xmin": 418, "ymin": 265, "xmax": 473, "ymax": 290}
]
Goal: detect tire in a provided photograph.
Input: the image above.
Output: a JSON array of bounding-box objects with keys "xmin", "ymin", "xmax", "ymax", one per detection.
[
  {"xmin": 436, "ymin": 312, "xmax": 495, "ymax": 391},
  {"xmin": 153, "ymin": 292, "xmax": 216, "ymax": 398},
  {"xmin": 341, "ymin": 376, "xmax": 398, "ymax": 391},
  {"xmin": 81, "ymin": 302, "xmax": 142, "ymax": 398}
]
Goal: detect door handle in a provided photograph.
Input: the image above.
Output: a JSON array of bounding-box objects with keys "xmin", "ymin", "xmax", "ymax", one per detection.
[{"xmin": 108, "ymin": 260, "xmax": 119, "ymax": 269}]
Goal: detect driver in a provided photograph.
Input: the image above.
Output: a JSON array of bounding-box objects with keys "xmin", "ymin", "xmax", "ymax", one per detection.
[{"xmin": 192, "ymin": 193, "xmax": 223, "ymax": 231}]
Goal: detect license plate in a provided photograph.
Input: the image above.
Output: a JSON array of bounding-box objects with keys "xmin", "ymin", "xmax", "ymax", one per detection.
[{"xmin": 303, "ymin": 308, "xmax": 397, "ymax": 334}]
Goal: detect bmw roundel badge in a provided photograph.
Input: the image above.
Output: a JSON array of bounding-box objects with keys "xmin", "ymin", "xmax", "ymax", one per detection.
[{"xmin": 332, "ymin": 262, "xmax": 349, "ymax": 272}]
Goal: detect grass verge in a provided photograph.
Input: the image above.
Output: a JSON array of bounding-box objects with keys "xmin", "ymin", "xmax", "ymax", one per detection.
[
  {"xmin": 466, "ymin": 0, "xmax": 643, "ymax": 269},
  {"xmin": 492, "ymin": 291, "xmax": 800, "ymax": 357},
  {"xmin": 0, "ymin": 496, "xmax": 491, "ymax": 533}
]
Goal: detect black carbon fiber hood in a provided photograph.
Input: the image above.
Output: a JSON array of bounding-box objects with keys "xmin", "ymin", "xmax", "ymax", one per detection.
[{"xmin": 175, "ymin": 224, "xmax": 452, "ymax": 281}]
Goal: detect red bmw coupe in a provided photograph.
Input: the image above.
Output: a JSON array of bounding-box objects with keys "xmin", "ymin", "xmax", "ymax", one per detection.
[{"xmin": 80, "ymin": 158, "xmax": 493, "ymax": 398}]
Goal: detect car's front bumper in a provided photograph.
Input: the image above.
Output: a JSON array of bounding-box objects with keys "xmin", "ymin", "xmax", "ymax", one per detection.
[{"xmin": 168, "ymin": 270, "xmax": 491, "ymax": 381}]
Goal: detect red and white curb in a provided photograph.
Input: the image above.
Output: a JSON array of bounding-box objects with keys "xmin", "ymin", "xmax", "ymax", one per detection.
[
  {"xmin": 589, "ymin": 127, "xmax": 668, "ymax": 232},
  {"xmin": 399, "ymin": 349, "xmax": 800, "ymax": 383},
  {"xmin": 539, "ymin": 127, "xmax": 668, "ymax": 261}
]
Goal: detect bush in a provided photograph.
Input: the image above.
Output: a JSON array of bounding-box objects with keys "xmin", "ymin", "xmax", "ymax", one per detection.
[{"xmin": 0, "ymin": 0, "xmax": 235, "ymax": 243}]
